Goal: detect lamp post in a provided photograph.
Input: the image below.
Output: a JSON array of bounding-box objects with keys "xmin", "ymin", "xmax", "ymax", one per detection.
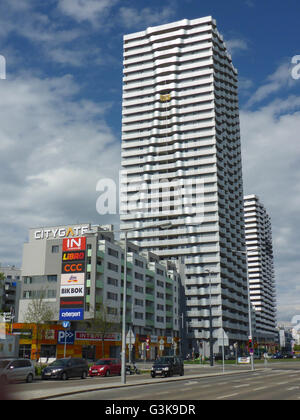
[
  {"xmin": 205, "ymin": 269, "xmax": 214, "ymax": 367},
  {"xmin": 233, "ymin": 248, "xmax": 259, "ymax": 372}
]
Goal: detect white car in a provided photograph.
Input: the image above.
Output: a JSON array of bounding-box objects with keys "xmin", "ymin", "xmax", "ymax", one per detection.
[{"xmin": 0, "ymin": 358, "xmax": 35, "ymax": 384}]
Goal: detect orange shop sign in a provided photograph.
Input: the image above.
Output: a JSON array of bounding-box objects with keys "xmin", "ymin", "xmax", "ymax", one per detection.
[{"xmin": 75, "ymin": 332, "xmax": 121, "ymax": 342}]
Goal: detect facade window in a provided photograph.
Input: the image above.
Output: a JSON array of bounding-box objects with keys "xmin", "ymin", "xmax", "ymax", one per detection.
[
  {"xmin": 51, "ymin": 245, "xmax": 59, "ymax": 253},
  {"xmin": 135, "ymin": 259, "xmax": 144, "ymax": 268},
  {"xmin": 108, "ymin": 248, "xmax": 119, "ymax": 258},
  {"xmin": 47, "ymin": 275, "xmax": 57, "ymax": 282},
  {"xmin": 107, "ymin": 277, "xmax": 118, "ymax": 287},
  {"xmin": 107, "ymin": 291, "xmax": 118, "ymax": 301},
  {"xmin": 107, "ymin": 262, "xmax": 119, "ymax": 273},
  {"xmin": 134, "ymin": 285, "xmax": 144, "ymax": 294},
  {"xmin": 134, "ymin": 298, "xmax": 144, "ymax": 307},
  {"xmin": 134, "ymin": 272, "xmax": 144, "ymax": 281}
]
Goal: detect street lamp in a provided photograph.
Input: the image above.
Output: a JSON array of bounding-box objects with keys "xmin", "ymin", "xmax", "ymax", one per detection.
[
  {"xmin": 232, "ymin": 248, "xmax": 260, "ymax": 372},
  {"xmin": 205, "ymin": 269, "xmax": 214, "ymax": 367}
]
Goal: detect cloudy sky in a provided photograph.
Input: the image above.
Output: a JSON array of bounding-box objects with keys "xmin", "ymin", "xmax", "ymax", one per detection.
[{"xmin": 0, "ymin": 0, "xmax": 299, "ymax": 323}]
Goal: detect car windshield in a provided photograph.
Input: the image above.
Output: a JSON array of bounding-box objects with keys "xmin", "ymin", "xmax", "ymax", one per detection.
[
  {"xmin": 49, "ymin": 359, "xmax": 68, "ymax": 367},
  {"xmin": 155, "ymin": 357, "xmax": 174, "ymax": 364},
  {"xmin": 95, "ymin": 360, "xmax": 111, "ymax": 365},
  {"xmin": 0, "ymin": 360, "xmax": 11, "ymax": 368}
]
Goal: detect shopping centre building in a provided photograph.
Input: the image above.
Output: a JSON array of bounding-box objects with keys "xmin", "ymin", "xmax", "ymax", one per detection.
[{"xmin": 15, "ymin": 223, "xmax": 182, "ymax": 360}]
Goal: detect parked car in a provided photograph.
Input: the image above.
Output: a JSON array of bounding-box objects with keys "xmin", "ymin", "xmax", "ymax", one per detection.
[
  {"xmin": 42, "ymin": 358, "xmax": 88, "ymax": 380},
  {"xmin": 151, "ymin": 356, "xmax": 184, "ymax": 378},
  {"xmin": 89, "ymin": 358, "xmax": 121, "ymax": 377},
  {"xmin": 0, "ymin": 358, "xmax": 35, "ymax": 384}
]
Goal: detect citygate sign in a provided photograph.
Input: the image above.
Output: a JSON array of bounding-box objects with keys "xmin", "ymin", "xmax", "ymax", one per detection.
[{"xmin": 34, "ymin": 225, "xmax": 89, "ymax": 240}]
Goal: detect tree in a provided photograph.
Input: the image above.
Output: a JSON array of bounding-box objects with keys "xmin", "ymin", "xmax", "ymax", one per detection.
[
  {"xmin": 81, "ymin": 304, "xmax": 121, "ymax": 358},
  {"xmin": 24, "ymin": 289, "xmax": 55, "ymax": 362}
]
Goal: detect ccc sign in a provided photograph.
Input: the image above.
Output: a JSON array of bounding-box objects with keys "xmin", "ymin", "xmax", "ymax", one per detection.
[{"xmin": 61, "ymin": 262, "xmax": 85, "ymax": 273}]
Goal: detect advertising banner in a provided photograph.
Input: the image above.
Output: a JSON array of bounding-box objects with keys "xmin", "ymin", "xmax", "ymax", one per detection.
[
  {"xmin": 75, "ymin": 332, "xmax": 121, "ymax": 342},
  {"xmin": 59, "ymin": 236, "xmax": 86, "ymax": 321},
  {"xmin": 60, "ymin": 285, "xmax": 84, "ymax": 297},
  {"xmin": 62, "ymin": 237, "xmax": 86, "ymax": 252},
  {"xmin": 62, "ymin": 251, "xmax": 85, "ymax": 262},
  {"xmin": 59, "ymin": 309, "xmax": 84, "ymax": 321},
  {"xmin": 60, "ymin": 273, "xmax": 85, "ymax": 286},
  {"xmin": 61, "ymin": 261, "xmax": 85, "ymax": 274},
  {"xmin": 60, "ymin": 297, "xmax": 85, "ymax": 308}
]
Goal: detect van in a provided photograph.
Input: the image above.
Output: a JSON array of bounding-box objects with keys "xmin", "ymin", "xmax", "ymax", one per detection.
[{"xmin": 0, "ymin": 358, "xmax": 35, "ymax": 384}]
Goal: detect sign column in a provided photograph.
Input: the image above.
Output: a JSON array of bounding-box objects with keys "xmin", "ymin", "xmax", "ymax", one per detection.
[{"xmin": 59, "ymin": 237, "xmax": 86, "ymax": 321}]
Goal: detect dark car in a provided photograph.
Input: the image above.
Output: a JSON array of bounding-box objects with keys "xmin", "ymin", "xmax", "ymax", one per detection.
[
  {"xmin": 42, "ymin": 358, "xmax": 88, "ymax": 380},
  {"xmin": 151, "ymin": 356, "xmax": 184, "ymax": 378}
]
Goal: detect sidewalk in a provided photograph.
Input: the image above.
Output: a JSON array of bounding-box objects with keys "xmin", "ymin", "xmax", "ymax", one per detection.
[{"xmin": 8, "ymin": 367, "xmax": 266, "ymax": 400}]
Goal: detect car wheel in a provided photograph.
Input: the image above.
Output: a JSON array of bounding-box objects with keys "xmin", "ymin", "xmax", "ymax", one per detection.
[
  {"xmin": 105, "ymin": 370, "xmax": 110, "ymax": 377},
  {"xmin": 26, "ymin": 373, "xmax": 34, "ymax": 383},
  {"xmin": 81, "ymin": 371, "xmax": 87, "ymax": 379},
  {"xmin": 151, "ymin": 373, "xmax": 155, "ymax": 378},
  {"xmin": 180, "ymin": 370, "xmax": 184, "ymax": 376},
  {"xmin": 61, "ymin": 372, "xmax": 68, "ymax": 381}
]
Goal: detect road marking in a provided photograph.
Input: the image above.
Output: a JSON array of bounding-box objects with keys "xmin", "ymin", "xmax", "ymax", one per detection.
[
  {"xmin": 216, "ymin": 393, "xmax": 238, "ymax": 400},
  {"xmin": 233, "ymin": 384, "xmax": 250, "ymax": 388},
  {"xmin": 276, "ymin": 382, "xmax": 289, "ymax": 385},
  {"xmin": 199, "ymin": 384, "xmax": 212, "ymax": 388},
  {"xmin": 184, "ymin": 381, "xmax": 199, "ymax": 386},
  {"xmin": 287, "ymin": 386, "xmax": 300, "ymax": 391},
  {"xmin": 253, "ymin": 386, "xmax": 267, "ymax": 391}
]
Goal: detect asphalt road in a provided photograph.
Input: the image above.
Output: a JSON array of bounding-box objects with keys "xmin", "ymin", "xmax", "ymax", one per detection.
[
  {"xmin": 5, "ymin": 361, "xmax": 300, "ymax": 400},
  {"xmin": 52, "ymin": 362, "xmax": 300, "ymax": 401}
]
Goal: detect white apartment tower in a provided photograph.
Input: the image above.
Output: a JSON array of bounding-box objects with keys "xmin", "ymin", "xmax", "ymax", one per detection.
[
  {"xmin": 121, "ymin": 17, "xmax": 249, "ymax": 354},
  {"xmin": 244, "ymin": 195, "xmax": 277, "ymax": 342}
]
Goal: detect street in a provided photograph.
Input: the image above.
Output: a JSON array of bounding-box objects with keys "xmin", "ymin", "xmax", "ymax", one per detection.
[
  {"xmin": 52, "ymin": 366, "xmax": 300, "ymax": 400},
  {"xmin": 5, "ymin": 361, "xmax": 300, "ymax": 400}
]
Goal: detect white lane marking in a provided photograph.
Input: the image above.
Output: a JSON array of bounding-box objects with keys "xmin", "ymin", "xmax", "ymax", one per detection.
[
  {"xmin": 276, "ymin": 382, "xmax": 289, "ymax": 385},
  {"xmin": 253, "ymin": 386, "xmax": 267, "ymax": 391},
  {"xmin": 287, "ymin": 386, "xmax": 300, "ymax": 391},
  {"xmin": 216, "ymin": 393, "xmax": 238, "ymax": 400},
  {"xmin": 233, "ymin": 384, "xmax": 250, "ymax": 388}
]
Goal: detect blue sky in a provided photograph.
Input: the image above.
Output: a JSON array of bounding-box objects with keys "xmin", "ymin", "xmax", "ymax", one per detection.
[{"xmin": 0, "ymin": 0, "xmax": 300, "ymax": 323}]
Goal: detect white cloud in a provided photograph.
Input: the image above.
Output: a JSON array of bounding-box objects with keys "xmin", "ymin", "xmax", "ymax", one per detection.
[
  {"xmin": 225, "ymin": 38, "xmax": 249, "ymax": 56},
  {"xmin": 57, "ymin": 0, "xmax": 118, "ymax": 26},
  {"xmin": 246, "ymin": 61, "xmax": 297, "ymax": 107},
  {"xmin": 240, "ymin": 94, "xmax": 300, "ymax": 321},
  {"xmin": 118, "ymin": 5, "xmax": 176, "ymax": 29},
  {"xmin": 0, "ymin": 73, "xmax": 121, "ymax": 264}
]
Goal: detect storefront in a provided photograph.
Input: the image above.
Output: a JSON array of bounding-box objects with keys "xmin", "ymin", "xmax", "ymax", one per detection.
[{"xmin": 11, "ymin": 323, "xmax": 179, "ymax": 361}]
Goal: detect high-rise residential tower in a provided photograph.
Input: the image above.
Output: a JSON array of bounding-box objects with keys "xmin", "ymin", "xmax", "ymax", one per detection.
[
  {"xmin": 244, "ymin": 195, "xmax": 277, "ymax": 343},
  {"xmin": 121, "ymin": 16, "xmax": 249, "ymax": 355}
]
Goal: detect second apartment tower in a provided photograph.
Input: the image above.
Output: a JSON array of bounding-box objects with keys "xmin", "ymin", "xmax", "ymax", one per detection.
[{"xmin": 121, "ymin": 17, "xmax": 249, "ymax": 354}]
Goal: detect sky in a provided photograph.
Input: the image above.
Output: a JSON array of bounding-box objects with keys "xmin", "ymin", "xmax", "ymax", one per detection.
[{"xmin": 0, "ymin": 0, "xmax": 300, "ymax": 323}]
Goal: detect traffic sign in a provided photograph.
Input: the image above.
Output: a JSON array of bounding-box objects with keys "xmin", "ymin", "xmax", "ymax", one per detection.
[{"xmin": 126, "ymin": 328, "xmax": 135, "ymax": 344}]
